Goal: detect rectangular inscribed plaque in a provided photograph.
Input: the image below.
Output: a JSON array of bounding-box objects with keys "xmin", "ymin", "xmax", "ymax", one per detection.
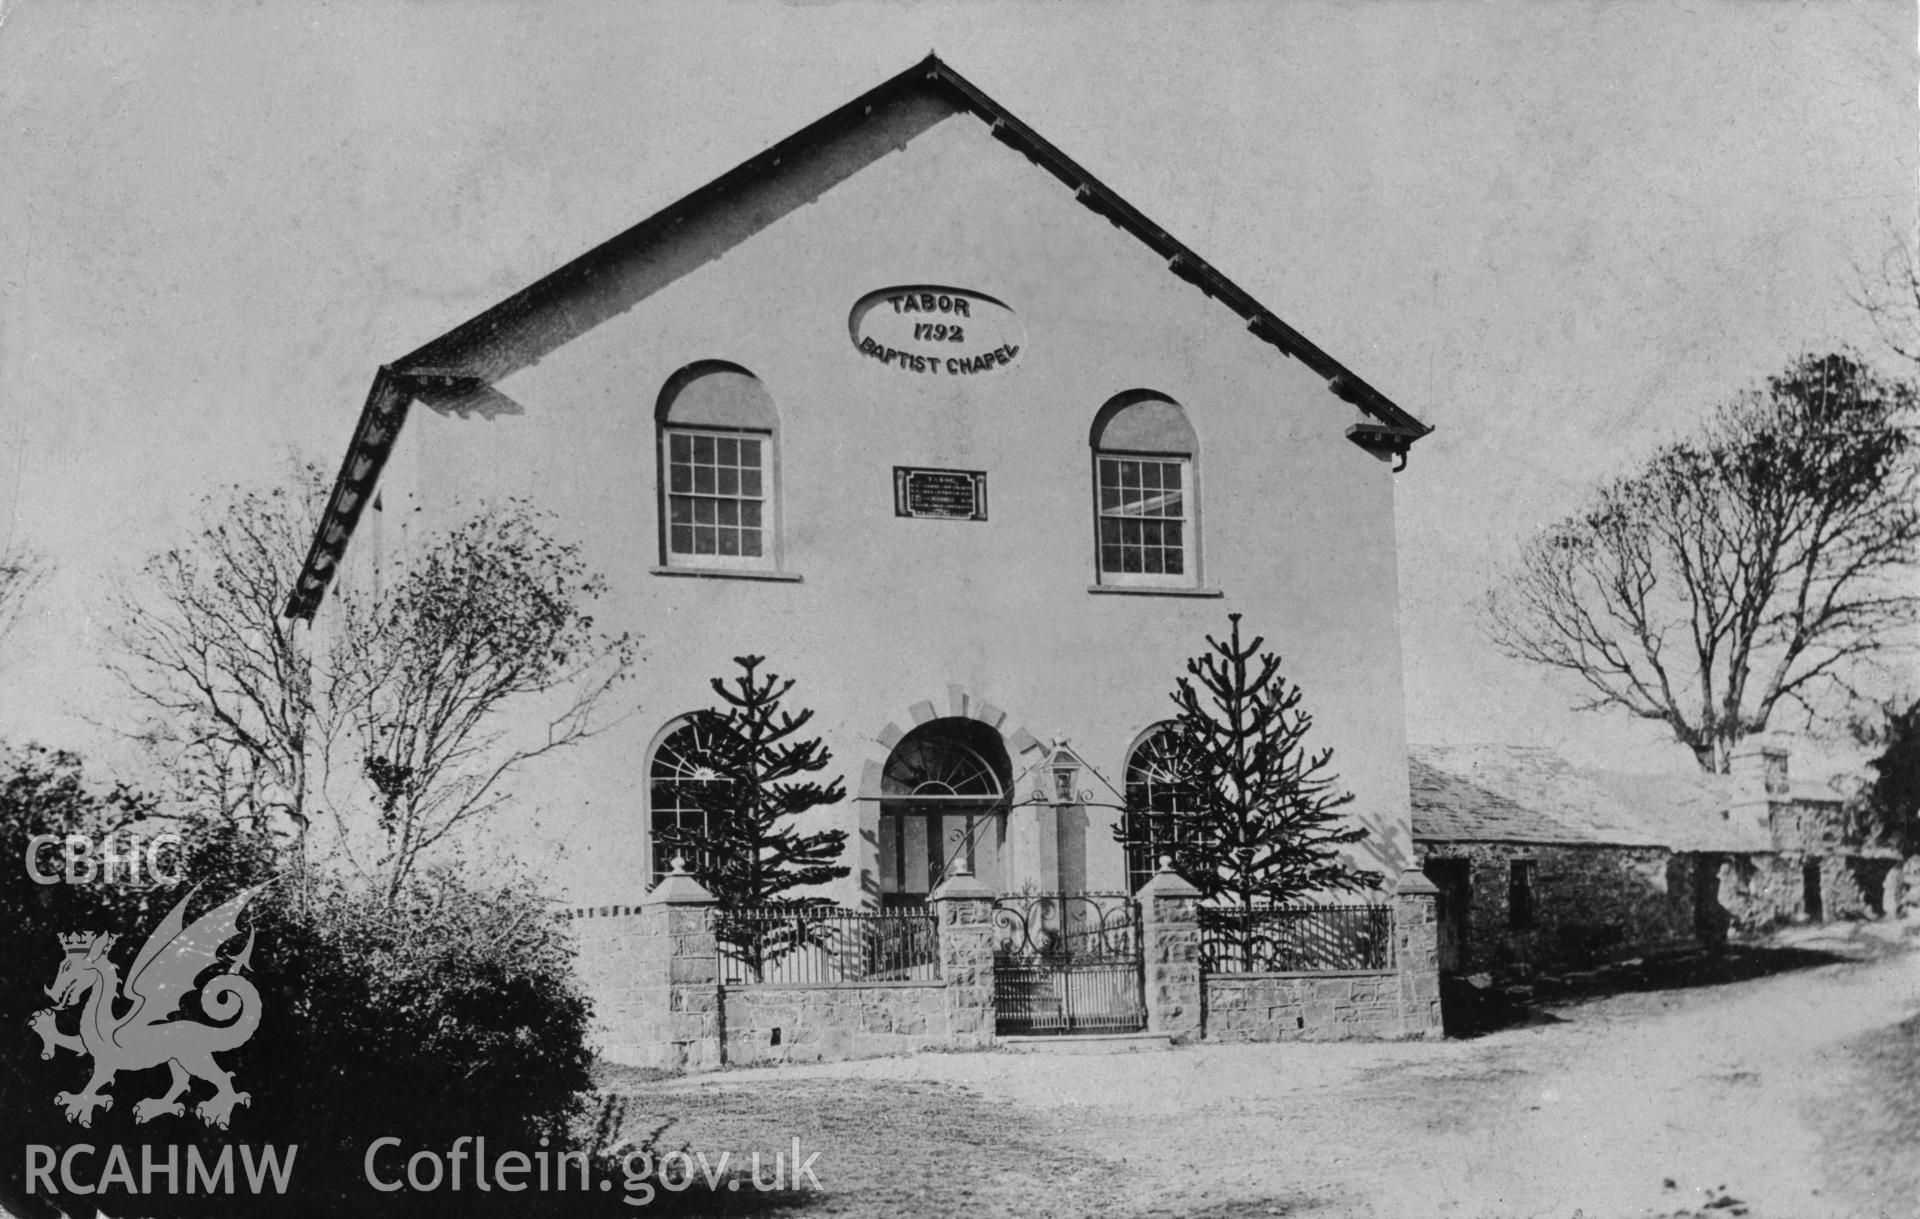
[{"xmin": 893, "ymin": 467, "xmax": 988, "ymax": 521}]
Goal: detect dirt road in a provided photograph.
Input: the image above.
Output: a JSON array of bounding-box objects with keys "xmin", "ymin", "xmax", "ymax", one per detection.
[{"xmin": 622, "ymin": 920, "xmax": 1920, "ymax": 1218}]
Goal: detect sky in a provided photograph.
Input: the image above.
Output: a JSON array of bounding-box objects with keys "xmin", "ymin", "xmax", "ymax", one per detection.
[{"xmin": 0, "ymin": 0, "xmax": 1914, "ymax": 783}]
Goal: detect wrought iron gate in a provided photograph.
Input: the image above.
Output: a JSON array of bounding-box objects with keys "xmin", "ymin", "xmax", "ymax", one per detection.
[{"xmin": 991, "ymin": 893, "xmax": 1146, "ymax": 1035}]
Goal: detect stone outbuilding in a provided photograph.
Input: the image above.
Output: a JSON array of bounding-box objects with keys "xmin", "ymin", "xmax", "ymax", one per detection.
[
  {"xmin": 1714, "ymin": 740, "xmax": 1904, "ymax": 928},
  {"xmin": 1411, "ymin": 741, "xmax": 1905, "ymax": 977},
  {"xmin": 1411, "ymin": 745, "xmax": 1702, "ymax": 975}
]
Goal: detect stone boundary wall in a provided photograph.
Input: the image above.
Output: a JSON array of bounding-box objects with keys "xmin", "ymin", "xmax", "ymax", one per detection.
[
  {"xmin": 721, "ymin": 982, "xmax": 950, "ymax": 1065},
  {"xmin": 1188, "ymin": 869, "xmax": 1441, "ymax": 1043},
  {"xmin": 1205, "ymin": 971, "xmax": 1403, "ymax": 1041},
  {"xmin": 1390, "ymin": 873, "xmax": 1445, "ymax": 1036},
  {"xmin": 568, "ymin": 864, "xmax": 1445, "ymax": 1069},
  {"xmin": 568, "ymin": 903, "xmax": 963, "ymax": 1066},
  {"xmin": 568, "ymin": 907, "xmax": 650, "ymax": 1062},
  {"xmin": 568, "ymin": 899, "xmax": 721, "ymax": 1070}
]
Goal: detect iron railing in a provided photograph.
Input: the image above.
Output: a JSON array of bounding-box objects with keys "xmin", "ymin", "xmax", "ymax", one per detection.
[
  {"xmin": 716, "ymin": 905, "xmax": 939, "ymax": 985},
  {"xmin": 1200, "ymin": 904, "xmax": 1393, "ymax": 974}
]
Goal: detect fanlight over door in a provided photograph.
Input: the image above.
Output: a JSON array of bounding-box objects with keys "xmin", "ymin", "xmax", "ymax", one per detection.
[{"xmin": 878, "ymin": 719, "xmax": 1011, "ymax": 904}]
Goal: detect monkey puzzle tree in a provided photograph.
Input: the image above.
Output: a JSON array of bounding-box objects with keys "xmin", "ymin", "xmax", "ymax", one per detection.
[
  {"xmin": 1116, "ymin": 614, "xmax": 1380, "ymax": 968},
  {"xmin": 1486, "ymin": 351, "xmax": 1920, "ymax": 772},
  {"xmin": 651, "ymin": 655, "xmax": 850, "ymax": 980}
]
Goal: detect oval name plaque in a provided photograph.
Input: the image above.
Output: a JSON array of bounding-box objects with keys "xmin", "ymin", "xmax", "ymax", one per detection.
[{"xmin": 849, "ymin": 286, "xmax": 1024, "ymax": 377}]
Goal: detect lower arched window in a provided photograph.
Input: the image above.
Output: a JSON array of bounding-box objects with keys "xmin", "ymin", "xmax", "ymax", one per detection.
[
  {"xmin": 649, "ymin": 719, "xmax": 727, "ymax": 884},
  {"xmin": 1123, "ymin": 725, "xmax": 1196, "ymax": 894}
]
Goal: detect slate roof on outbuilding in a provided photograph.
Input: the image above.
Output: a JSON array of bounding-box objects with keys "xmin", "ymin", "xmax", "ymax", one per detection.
[
  {"xmin": 1411, "ymin": 744, "xmax": 1773, "ymax": 854},
  {"xmin": 1595, "ymin": 767, "xmax": 1773, "ymax": 854},
  {"xmin": 285, "ymin": 53, "xmax": 1431, "ymax": 620},
  {"xmin": 1409, "ymin": 755, "xmax": 1615, "ymax": 846}
]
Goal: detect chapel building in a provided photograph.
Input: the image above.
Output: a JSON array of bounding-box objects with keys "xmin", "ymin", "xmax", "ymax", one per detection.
[{"xmin": 288, "ymin": 55, "xmax": 1434, "ymax": 909}]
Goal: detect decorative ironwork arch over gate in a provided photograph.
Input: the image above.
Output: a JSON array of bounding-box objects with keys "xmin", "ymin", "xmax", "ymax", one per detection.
[{"xmin": 990, "ymin": 893, "xmax": 1146, "ymax": 1035}]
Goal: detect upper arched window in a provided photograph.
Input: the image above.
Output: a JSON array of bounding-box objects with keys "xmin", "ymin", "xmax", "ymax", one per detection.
[
  {"xmin": 1122, "ymin": 724, "xmax": 1197, "ymax": 894},
  {"xmin": 657, "ymin": 363, "xmax": 778, "ymax": 571},
  {"xmin": 1090, "ymin": 392, "xmax": 1199, "ymax": 588}
]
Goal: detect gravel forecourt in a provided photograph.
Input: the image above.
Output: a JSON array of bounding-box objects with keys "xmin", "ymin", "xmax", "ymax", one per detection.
[{"xmin": 610, "ymin": 919, "xmax": 1920, "ymax": 1218}]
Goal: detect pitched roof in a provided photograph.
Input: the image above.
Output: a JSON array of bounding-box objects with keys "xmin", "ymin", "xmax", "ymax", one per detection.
[
  {"xmin": 1412, "ymin": 745, "xmax": 1771, "ymax": 853},
  {"xmin": 1593, "ymin": 767, "xmax": 1771, "ymax": 853},
  {"xmin": 1409, "ymin": 756, "xmax": 1612, "ymax": 846},
  {"xmin": 285, "ymin": 53, "xmax": 1431, "ymax": 620}
]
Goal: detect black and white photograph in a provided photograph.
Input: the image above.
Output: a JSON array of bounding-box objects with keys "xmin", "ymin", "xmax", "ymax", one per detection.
[{"xmin": 1, "ymin": 4, "xmax": 1915, "ymax": 1216}]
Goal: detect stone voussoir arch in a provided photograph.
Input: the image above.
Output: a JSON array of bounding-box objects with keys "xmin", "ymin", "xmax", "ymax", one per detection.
[{"xmin": 857, "ymin": 684, "xmax": 1050, "ymax": 802}]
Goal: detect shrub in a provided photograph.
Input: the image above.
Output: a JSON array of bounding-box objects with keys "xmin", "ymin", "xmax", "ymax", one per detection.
[{"xmin": 0, "ymin": 746, "xmax": 605, "ymax": 1218}]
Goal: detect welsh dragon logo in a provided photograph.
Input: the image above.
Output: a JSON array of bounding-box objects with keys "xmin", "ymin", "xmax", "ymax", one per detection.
[{"xmin": 30, "ymin": 881, "xmax": 269, "ymax": 1129}]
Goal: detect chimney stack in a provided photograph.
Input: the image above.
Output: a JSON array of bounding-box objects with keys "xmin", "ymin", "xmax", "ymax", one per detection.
[{"xmin": 1727, "ymin": 737, "xmax": 1789, "ymax": 836}]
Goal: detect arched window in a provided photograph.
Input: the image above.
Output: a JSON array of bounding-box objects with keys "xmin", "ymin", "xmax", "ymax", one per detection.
[
  {"xmin": 1123, "ymin": 724, "xmax": 1197, "ymax": 894},
  {"xmin": 657, "ymin": 362, "xmax": 778, "ymax": 571},
  {"xmin": 1090, "ymin": 392, "xmax": 1199, "ymax": 588},
  {"xmin": 648, "ymin": 718, "xmax": 727, "ymax": 884},
  {"xmin": 879, "ymin": 719, "xmax": 1011, "ymax": 905}
]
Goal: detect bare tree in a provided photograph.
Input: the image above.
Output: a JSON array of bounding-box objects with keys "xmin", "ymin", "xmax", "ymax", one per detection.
[
  {"xmin": 109, "ymin": 465, "xmax": 333, "ymax": 841},
  {"xmin": 1486, "ymin": 351, "xmax": 1920, "ymax": 772},
  {"xmin": 114, "ymin": 471, "xmax": 634, "ymax": 902},
  {"xmin": 1854, "ymin": 234, "xmax": 1920, "ymax": 372},
  {"xmin": 0, "ymin": 542, "xmax": 45, "ymax": 651},
  {"xmin": 331, "ymin": 500, "xmax": 636, "ymax": 902}
]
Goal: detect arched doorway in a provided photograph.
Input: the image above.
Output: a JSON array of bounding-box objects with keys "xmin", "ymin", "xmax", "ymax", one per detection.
[{"xmin": 878, "ymin": 718, "xmax": 1011, "ymax": 906}]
